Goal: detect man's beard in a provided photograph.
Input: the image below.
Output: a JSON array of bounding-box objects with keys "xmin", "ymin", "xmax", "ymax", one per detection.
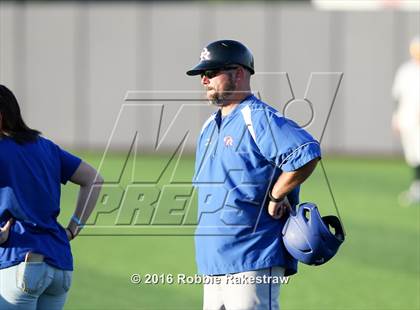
[{"xmin": 207, "ymin": 74, "xmax": 236, "ymax": 106}]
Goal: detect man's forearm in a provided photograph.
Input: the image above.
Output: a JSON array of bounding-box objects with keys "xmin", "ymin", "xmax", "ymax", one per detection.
[{"xmin": 271, "ymin": 158, "xmax": 320, "ymax": 200}]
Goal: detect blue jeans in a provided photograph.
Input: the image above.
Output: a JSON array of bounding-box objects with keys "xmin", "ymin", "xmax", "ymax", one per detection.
[{"xmin": 0, "ymin": 262, "xmax": 72, "ymax": 310}]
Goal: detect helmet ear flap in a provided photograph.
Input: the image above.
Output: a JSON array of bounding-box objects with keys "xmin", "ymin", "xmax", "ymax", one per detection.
[
  {"xmin": 298, "ymin": 204, "xmax": 311, "ymax": 222},
  {"xmin": 322, "ymin": 216, "xmax": 345, "ymax": 242},
  {"xmin": 302, "ymin": 207, "xmax": 310, "ymax": 222},
  {"xmin": 282, "ymin": 203, "xmax": 345, "ymax": 266}
]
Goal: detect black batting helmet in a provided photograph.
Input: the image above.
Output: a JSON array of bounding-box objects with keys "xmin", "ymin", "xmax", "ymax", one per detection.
[{"xmin": 186, "ymin": 40, "xmax": 255, "ymax": 76}]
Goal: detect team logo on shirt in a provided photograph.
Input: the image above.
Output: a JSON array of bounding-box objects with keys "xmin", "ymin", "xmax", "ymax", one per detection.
[
  {"xmin": 200, "ymin": 48, "xmax": 211, "ymax": 61},
  {"xmin": 224, "ymin": 136, "xmax": 234, "ymax": 147}
]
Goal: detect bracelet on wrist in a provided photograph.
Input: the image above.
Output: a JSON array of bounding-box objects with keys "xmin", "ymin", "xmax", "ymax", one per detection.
[
  {"xmin": 268, "ymin": 190, "xmax": 285, "ymax": 203},
  {"xmin": 67, "ymin": 228, "xmax": 75, "ymax": 240},
  {"xmin": 71, "ymin": 215, "xmax": 84, "ymax": 227}
]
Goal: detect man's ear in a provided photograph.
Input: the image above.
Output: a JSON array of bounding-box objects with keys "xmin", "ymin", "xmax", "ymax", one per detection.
[{"xmin": 235, "ymin": 67, "xmax": 244, "ymax": 82}]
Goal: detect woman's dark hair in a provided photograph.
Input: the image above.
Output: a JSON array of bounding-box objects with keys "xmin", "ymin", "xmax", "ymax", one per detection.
[{"xmin": 0, "ymin": 84, "xmax": 41, "ymax": 143}]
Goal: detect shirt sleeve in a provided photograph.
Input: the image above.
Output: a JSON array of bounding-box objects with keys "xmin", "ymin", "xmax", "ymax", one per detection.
[
  {"xmin": 57, "ymin": 146, "xmax": 82, "ymax": 184},
  {"xmin": 253, "ymin": 109, "xmax": 321, "ymax": 172}
]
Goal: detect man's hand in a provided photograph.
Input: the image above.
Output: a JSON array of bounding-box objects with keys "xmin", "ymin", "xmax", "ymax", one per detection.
[
  {"xmin": 0, "ymin": 219, "xmax": 14, "ymax": 245},
  {"xmin": 267, "ymin": 158, "xmax": 319, "ymax": 220},
  {"xmin": 268, "ymin": 197, "xmax": 292, "ymax": 219}
]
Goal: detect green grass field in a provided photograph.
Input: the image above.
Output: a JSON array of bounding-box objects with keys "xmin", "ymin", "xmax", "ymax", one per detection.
[{"xmin": 58, "ymin": 154, "xmax": 419, "ymax": 310}]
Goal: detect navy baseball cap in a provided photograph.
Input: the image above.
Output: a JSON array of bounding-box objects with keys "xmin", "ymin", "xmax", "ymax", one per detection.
[{"xmin": 187, "ymin": 40, "xmax": 255, "ymax": 76}]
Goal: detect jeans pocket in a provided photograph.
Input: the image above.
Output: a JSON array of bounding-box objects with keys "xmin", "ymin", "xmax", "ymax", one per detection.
[
  {"xmin": 62, "ymin": 271, "xmax": 73, "ymax": 292},
  {"xmin": 16, "ymin": 262, "xmax": 48, "ymax": 296}
]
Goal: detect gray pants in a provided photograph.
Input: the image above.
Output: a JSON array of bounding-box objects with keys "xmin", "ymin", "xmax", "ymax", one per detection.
[{"xmin": 203, "ymin": 267, "xmax": 286, "ymax": 310}]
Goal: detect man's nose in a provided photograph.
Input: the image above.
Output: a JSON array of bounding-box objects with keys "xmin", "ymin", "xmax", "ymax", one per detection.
[{"xmin": 201, "ymin": 75, "xmax": 209, "ymax": 85}]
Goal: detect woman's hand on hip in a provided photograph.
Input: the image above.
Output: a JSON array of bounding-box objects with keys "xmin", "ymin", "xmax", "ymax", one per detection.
[{"xmin": 0, "ymin": 219, "xmax": 14, "ymax": 245}]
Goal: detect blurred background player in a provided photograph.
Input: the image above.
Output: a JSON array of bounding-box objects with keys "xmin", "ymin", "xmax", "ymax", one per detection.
[
  {"xmin": 0, "ymin": 84, "xmax": 104, "ymax": 310},
  {"xmin": 392, "ymin": 36, "xmax": 420, "ymax": 206}
]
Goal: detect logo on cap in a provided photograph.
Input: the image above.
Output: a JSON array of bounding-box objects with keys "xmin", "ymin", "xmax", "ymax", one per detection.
[{"xmin": 200, "ymin": 48, "xmax": 210, "ymax": 61}]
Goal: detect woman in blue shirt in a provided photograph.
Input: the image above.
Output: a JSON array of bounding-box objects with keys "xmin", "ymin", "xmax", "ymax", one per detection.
[{"xmin": 0, "ymin": 84, "xmax": 104, "ymax": 310}]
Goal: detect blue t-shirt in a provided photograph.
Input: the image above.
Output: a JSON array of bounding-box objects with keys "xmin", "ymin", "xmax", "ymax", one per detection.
[
  {"xmin": 0, "ymin": 136, "xmax": 81, "ymax": 271},
  {"xmin": 193, "ymin": 95, "xmax": 321, "ymax": 276}
]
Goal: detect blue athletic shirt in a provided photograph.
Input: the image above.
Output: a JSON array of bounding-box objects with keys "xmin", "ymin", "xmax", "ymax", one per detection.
[
  {"xmin": 193, "ymin": 95, "xmax": 321, "ymax": 276},
  {"xmin": 0, "ymin": 136, "xmax": 81, "ymax": 271}
]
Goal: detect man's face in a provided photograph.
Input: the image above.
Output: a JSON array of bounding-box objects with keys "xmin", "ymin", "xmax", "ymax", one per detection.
[{"xmin": 200, "ymin": 67, "xmax": 237, "ymax": 106}]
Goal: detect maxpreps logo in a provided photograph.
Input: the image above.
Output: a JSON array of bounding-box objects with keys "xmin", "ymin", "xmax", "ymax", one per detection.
[
  {"xmin": 200, "ymin": 48, "xmax": 211, "ymax": 61},
  {"xmin": 81, "ymin": 72, "xmax": 343, "ymax": 236}
]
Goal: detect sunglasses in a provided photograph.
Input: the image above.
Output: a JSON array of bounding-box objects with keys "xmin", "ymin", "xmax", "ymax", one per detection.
[{"xmin": 200, "ymin": 66, "xmax": 239, "ymax": 79}]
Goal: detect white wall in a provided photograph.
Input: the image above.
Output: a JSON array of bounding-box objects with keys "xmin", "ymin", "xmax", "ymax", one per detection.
[{"xmin": 0, "ymin": 1, "xmax": 418, "ymax": 155}]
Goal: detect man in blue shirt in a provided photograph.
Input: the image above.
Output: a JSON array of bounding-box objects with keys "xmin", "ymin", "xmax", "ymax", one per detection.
[{"xmin": 187, "ymin": 40, "xmax": 321, "ymax": 310}]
